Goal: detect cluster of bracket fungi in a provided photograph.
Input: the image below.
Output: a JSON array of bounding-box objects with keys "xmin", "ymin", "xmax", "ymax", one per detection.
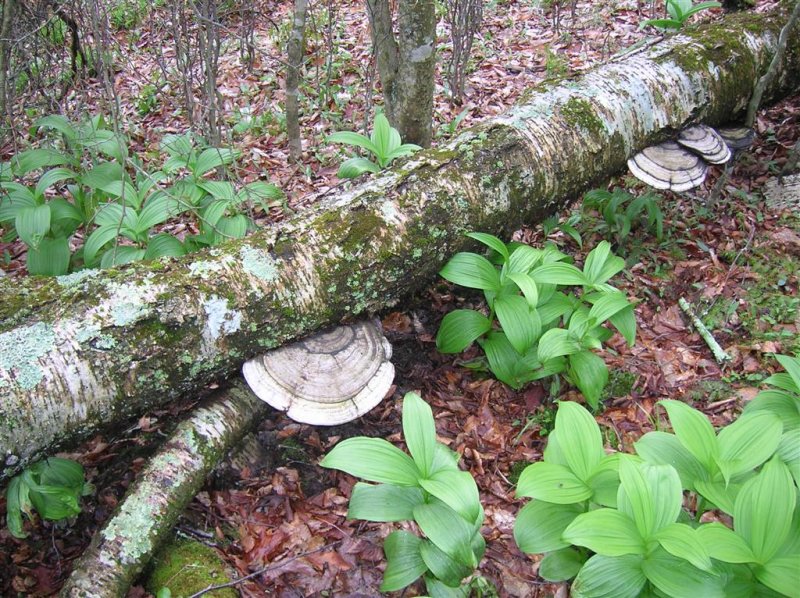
[{"xmin": 627, "ymin": 124, "xmax": 755, "ymax": 191}]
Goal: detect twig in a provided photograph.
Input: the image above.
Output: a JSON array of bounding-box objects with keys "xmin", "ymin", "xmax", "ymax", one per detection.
[
  {"xmin": 187, "ymin": 540, "xmax": 342, "ymax": 597},
  {"xmin": 678, "ymin": 297, "xmax": 731, "ymax": 364}
]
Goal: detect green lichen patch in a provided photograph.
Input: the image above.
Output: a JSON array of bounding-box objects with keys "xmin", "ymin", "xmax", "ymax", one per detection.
[
  {"xmin": 240, "ymin": 246, "xmax": 278, "ymax": 281},
  {"xmin": 203, "ymin": 296, "xmax": 243, "ymax": 342},
  {"xmin": 105, "ymin": 281, "xmax": 156, "ymax": 327},
  {"xmin": 145, "ymin": 539, "xmax": 236, "ymax": 598},
  {"xmin": 188, "ymin": 260, "xmax": 224, "ymax": 280},
  {"xmin": 0, "ymin": 322, "xmax": 56, "ymax": 390},
  {"xmin": 55, "ymin": 269, "xmax": 101, "ymax": 287},
  {"xmin": 101, "ymin": 485, "xmax": 159, "ymax": 564}
]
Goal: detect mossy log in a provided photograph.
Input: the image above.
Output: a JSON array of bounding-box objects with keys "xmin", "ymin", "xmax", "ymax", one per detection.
[
  {"xmin": 1, "ymin": 7, "xmax": 799, "ymax": 480},
  {"xmin": 59, "ymin": 381, "xmax": 267, "ymax": 597}
]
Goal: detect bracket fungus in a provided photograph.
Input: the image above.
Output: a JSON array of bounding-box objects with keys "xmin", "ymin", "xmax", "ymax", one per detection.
[
  {"xmin": 677, "ymin": 124, "xmax": 732, "ymax": 164},
  {"xmin": 242, "ymin": 321, "xmax": 394, "ymax": 425},
  {"xmin": 627, "ymin": 141, "xmax": 708, "ymax": 192},
  {"xmin": 717, "ymin": 125, "xmax": 756, "ymax": 151}
]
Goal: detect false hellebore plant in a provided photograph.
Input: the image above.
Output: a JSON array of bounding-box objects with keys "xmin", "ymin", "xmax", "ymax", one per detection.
[
  {"xmin": 436, "ymin": 234, "xmax": 636, "ymax": 407},
  {"xmin": 320, "ymin": 392, "xmax": 487, "ymax": 597},
  {"xmin": 513, "ymin": 400, "xmax": 798, "ymax": 597}
]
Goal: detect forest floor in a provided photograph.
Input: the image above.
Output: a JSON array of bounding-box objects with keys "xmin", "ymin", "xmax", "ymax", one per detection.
[{"xmin": 0, "ymin": 0, "xmax": 798, "ymax": 596}]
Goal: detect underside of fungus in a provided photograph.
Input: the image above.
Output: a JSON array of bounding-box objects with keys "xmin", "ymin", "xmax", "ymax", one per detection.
[
  {"xmin": 242, "ymin": 321, "xmax": 394, "ymax": 425},
  {"xmin": 627, "ymin": 141, "xmax": 708, "ymax": 191},
  {"xmin": 677, "ymin": 124, "xmax": 732, "ymax": 164},
  {"xmin": 717, "ymin": 125, "xmax": 756, "ymax": 150}
]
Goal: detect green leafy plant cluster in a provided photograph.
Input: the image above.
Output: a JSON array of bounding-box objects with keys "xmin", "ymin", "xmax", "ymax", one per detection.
[
  {"xmin": 513, "ymin": 380, "xmax": 799, "ymax": 597},
  {"xmin": 327, "ymin": 112, "xmax": 421, "ymax": 179},
  {"xmin": 436, "ymin": 234, "xmax": 636, "ymax": 407},
  {"xmin": 320, "ymin": 392, "xmax": 489, "ymax": 597},
  {"xmin": 5, "ymin": 457, "xmax": 92, "ymax": 539},
  {"xmin": 642, "ymin": 0, "xmax": 721, "ymax": 29},
  {"xmin": 583, "ymin": 187, "xmax": 663, "ymax": 246},
  {"xmin": 0, "ymin": 115, "xmax": 284, "ymax": 275}
]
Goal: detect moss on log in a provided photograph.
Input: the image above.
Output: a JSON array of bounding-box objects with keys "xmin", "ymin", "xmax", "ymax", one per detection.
[{"xmin": 1, "ymin": 7, "xmax": 799, "ymax": 479}]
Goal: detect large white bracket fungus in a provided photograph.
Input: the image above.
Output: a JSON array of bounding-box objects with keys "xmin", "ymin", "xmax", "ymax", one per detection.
[
  {"xmin": 627, "ymin": 141, "xmax": 709, "ymax": 192},
  {"xmin": 242, "ymin": 321, "xmax": 394, "ymax": 425},
  {"xmin": 677, "ymin": 124, "xmax": 732, "ymax": 164}
]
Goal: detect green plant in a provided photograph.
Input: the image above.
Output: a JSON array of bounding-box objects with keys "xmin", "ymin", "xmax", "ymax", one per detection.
[
  {"xmin": 542, "ymin": 212, "xmax": 582, "ymax": 247},
  {"xmin": 5, "ymin": 457, "xmax": 92, "ymax": 539},
  {"xmin": 136, "ymin": 83, "xmax": 159, "ymax": 116},
  {"xmin": 743, "ymin": 353, "xmax": 800, "ymax": 431},
  {"xmin": 438, "ymin": 108, "xmax": 471, "ymax": 138},
  {"xmin": 513, "ymin": 400, "xmax": 799, "ymax": 597},
  {"xmin": 326, "ymin": 112, "xmax": 421, "ymax": 179},
  {"xmin": 320, "ymin": 392, "xmax": 487, "ymax": 596},
  {"xmin": 583, "ymin": 187, "xmax": 663, "ymax": 246},
  {"xmin": 642, "ymin": 0, "xmax": 721, "ymax": 29},
  {"xmin": 436, "ymin": 234, "xmax": 636, "ymax": 407}
]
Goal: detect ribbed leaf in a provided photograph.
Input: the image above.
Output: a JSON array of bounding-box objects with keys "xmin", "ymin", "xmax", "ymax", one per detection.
[
  {"xmin": 554, "ymin": 401, "xmax": 605, "ymax": 481},
  {"xmin": 617, "ymin": 458, "xmax": 682, "ymax": 539},
  {"xmin": 516, "ymin": 461, "xmax": 593, "ymax": 503},
  {"xmin": 83, "ymin": 224, "xmax": 121, "ymax": 266},
  {"xmin": 642, "ymin": 548, "xmax": 725, "ymax": 598},
  {"xmin": 715, "ymin": 411, "xmax": 782, "ymax": 483},
  {"xmin": 440, "ymin": 252, "xmax": 501, "ymax": 291},
  {"xmin": 634, "ymin": 431, "xmax": 707, "ymax": 489},
  {"xmin": 539, "ymin": 547, "xmax": 586, "ymax": 581},
  {"xmin": 506, "ymin": 272, "xmax": 539, "ymax": 307},
  {"xmin": 419, "ymin": 469, "xmax": 480, "ymax": 522},
  {"xmin": 571, "ymin": 554, "xmax": 646, "ymax": 598},
  {"xmin": 568, "ymin": 350, "xmax": 608, "ymax": 409},
  {"xmin": 659, "ymin": 400, "xmax": 718, "ymax": 470},
  {"xmin": 513, "ymin": 500, "xmax": 583, "ymax": 554},
  {"xmin": 507, "ymin": 245, "xmax": 544, "ymax": 273},
  {"xmin": 532, "ymin": 262, "xmax": 587, "ymax": 286},
  {"xmin": 414, "ymin": 500, "xmax": 477, "ymax": 567},
  {"xmin": 419, "ymin": 539, "xmax": 472, "ymax": 588},
  {"xmin": 337, "ymin": 157, "xmax": 381, "ymax": 178},
  {"xmin": 379, "ymin": 531, "xmax": 427, "ymax": 592},
  {"xmin": 348, "ymin": 482, "xmax": 425, "ymax": 522},
  {"xmin": 467, "ymin": 232, "xmax": 508, "ymax": 261},
  {"xmin": 34, "ymin": 168, "xmax": 76, "ymax": 200},
  {"xmin": 15, "ymin": 204, "xmax": 51, "ymax": 249},
  {"xmin": 144, "ymin": 234, "xmax": 186, "ymax": 260},
  {"xmin": 402, "ymin": 392, "xmax": 437, "ymax": 477},
  {"xmin": 327, "ymin": 131, "xmax": 380, "ymax": 156},
  {"xmin": 564, "ymin": 509, "xmax": 645, "ymax": 556},
  {"xmin": 538, "ymin": 328, "xmax": 582, "ymax": 362},
  {"xmin": 495, "ymin": 294, "xmax": 539, "ymax": 354},
  {"xmin": 588, "ymin": 291, "xmax": 632, "ymax": 326},
  {"xmin": 27, "ymin": 236, "xmax": 70, "ymax": 276},
  {"xmin": 320, "ymin": 437, "xmax": 421, "ymax": 486},
  {"xmin": 654, "ymin": 523, "xmax": 712, "ymax": 571},
  {"xmin": 695, "ymin": 522, "xmax": 755, "ymax": 563},
  {"xmin": 195, "ymin": 148, "xmax": 238, "ymax": 176},
  {"xmin": 436, "ymin": 310, "xmax": 491, "ymax": 353},
  {"xmin": 755, "ymin": 556, "xmax": 800, "ymax": 596}
]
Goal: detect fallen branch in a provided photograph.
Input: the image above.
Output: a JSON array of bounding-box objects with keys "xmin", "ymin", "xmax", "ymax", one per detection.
[
  {"xmin": 59, "ymin": 381, "xmax": 268, "ymax": 598},
  {"xmin": 678, "ymin": 297, "xmax": 732, "ymax": 364}
]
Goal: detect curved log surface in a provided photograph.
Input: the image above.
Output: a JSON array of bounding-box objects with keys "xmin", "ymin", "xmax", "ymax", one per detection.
[{"xmin": 1, "ymin": 7, "xmax": 799, "ymax": 479}]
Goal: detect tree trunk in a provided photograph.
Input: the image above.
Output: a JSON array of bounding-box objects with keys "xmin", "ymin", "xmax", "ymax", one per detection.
[
  {"xmin": 366, "ymin": 0, "xmax": 437, "ymax": 147},
  {"xmin": 286, "ymin": 0, "xmax": 309, "ymax": 161},
  {"xmin": 59, "ymin": 381, "xmax": 267, "ymax": 597},
  {"xmin": 1, "ymin": 7, "xmax": 799, "ymax": 481},
  {"xmin": 0, "ymin": 0, "xmax": 15, "ymax": 124}
]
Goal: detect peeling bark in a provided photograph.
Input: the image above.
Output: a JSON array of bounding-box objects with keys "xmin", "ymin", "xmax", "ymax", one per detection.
[
  {"xmin": 59, "ymin": 381, "xmax": 267, "ymax": 597},
  {"xmin": 1, "ymin": 8, "xmax": 799, "ymax": 481}
]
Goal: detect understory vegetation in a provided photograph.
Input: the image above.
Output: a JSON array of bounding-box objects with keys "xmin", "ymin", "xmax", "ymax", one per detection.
[{"xmin": 0, "ymin": 0, "xmax": 799, "ymax": 596}]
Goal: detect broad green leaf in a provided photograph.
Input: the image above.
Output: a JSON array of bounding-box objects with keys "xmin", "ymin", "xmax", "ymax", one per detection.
[
  {"xmin": 200, "ymin": 199, "xmax": 228, "ymax": 229},
  {"xmin": 467, "ymin": 232, "xmax": 508, "ymax": 262},
  {"xmin": 84, "ymin": 224, "xmax": 122, "ymax": 266},
  {"xmin": 420, "ymin": 469, "xmax": 480, "ymax": 522},
  {"xmin": 27, "ymin": 236, "xmax": 70, "ymax": 276},
  {"xmin": 96, "ymin": 133, "xmax": 128, "ymax": 163},
  {"xmin": 479, "ymin": 332, "xmax": 525, "ymax": 389},
  {"xmin": 734, "ymin": 457, "xmax": 795, "ymax": 564},
  {"xmin": 774, "ymin": 354, "xmax": 800, "ymax": 393},
  {"xmin": 763, "ymin": 373, "xmax": 800, "ymax": 395},
  {"xmin": 776, "ymin": 429, "xmax": 800, "ymax": 486},
  {"xmin": 507, "ymin": 244, "xmax": 544, "ymax": 273},
  {"xmin": 402, "ymin": 392, "xmax": 437, "ymax": 477},
  {"xmin": 495, "ymin": 294, "xmax": 539, "ymax": 354},
  {"xmin": 538, "ymin": 328, "xmax": 583, "ymax": 362},
  {"xmin": 429, "ymin": 443, "xmax": 461, "ymax": 476},
  {"xmin": 682, "ymin": 1, "xmax": 722, "ymax": 19},
  {"xmin": 81, "ymin": 162, "xmax": 125, "ymax": 192},
  {"xmin": 583, "ymin": 242, "xmax": 625, "ymax": 285},
  {"xmin": 35, "ymin": 114, "xmax": 77, "ymax": 141},
  {"xmin": 516, "ymin": 461, "xmax": 592, "ymax": 503},
  {"xmin": 553, "ymin": 401, "xmax": 605, "ymax": 481},
  {"xmin": 100, "ymin": 245, "xmax": 146, "ymax": 268},
  {"xmin": 537, "ymin": 291, "xmax": 575, "ymax": 325},
  {"xmin": 743, "ymin": 390, "xmax": 800, "ymax": 430},
  {"xmin": 99, "ymin": 179, "xmax": 139, "ymax": 208},
  {"xmin": 642, "ymin": 17, "xmax": 683, "ymax": 29},
  {"xmin": 0, "ymin": 186, "xmax": 36, "ymax": 221},
  {"xmin": 653, "ymin": 523, "xmax": 712, "ymax": 571},
  {"xmin": 588, "ymin": 292, "xmax": 632, "ymax": 326},
  {"xmin": 384, "ymin": 143, "xmax": 421, "ymax": 163},
  {"xmin": 539, "ymin": 547, "xmax": 586, "ymax": 581},
  {"xmin": 618, "ymin": 458, "xmax": 682, "ymax": 538},
  {"xmin": 215, "ymin": 215, "xmax": 249, "ymax": 240},
  {"xmin": 634, "ymin": 431, "xmax": 707, "ymax": 489},
  {"xmin": 567, "ymin": 350, "xmax": 608, "ymax": 409},
  {"xmin": 34, "ymin": 168, "xmax": 77, "ymax": 200},
  {"xmin": 695, "ymin": 522, "xmax": 756, "ymax": 563},
  {"xmin": 15, "ymin": 204, "xmax": 51, "ymax": 249},
  {"xmin": 513, "ymin": 500, "xmax": 583, "ymax": 553},
  {"xmin": 532, "ymin": 262, "xmax": 587, "ymax": 286},
  {"xmin": 659, "ymin": 400, "xmax": 718, "ymax": 470},
  {"xmin": 161, "ymin": 132, "xmax": 194, "ymax": 157},
  {"xmin": 380, "ymin": 531, "xmax": 427, "ymax": 592},
  {"xmin": 320, "ymin": 437, "xmax": 421, "ymax": 486},
  {"xmin": 12, "ymin": 148, "xmax": 71, "ymax": 176},
  {"xmin": 436, "ymin": 310, "xmax": 491, "ymax": 353},
  {"xmin": 571, "ymin": 554, "xmax": 646, "ymax": 598},
  {"xmin": 194, "ymin": 148, "xmax": 238, "ymax": 177},
  {"xmin": 5, "ymin": 477, "xmax": 27, "ymax": 538},
  {"xmin": 241, "ymin": 181, "xmax": 285, "ymax": 202},
  {"xmin": 715, "ymin": 411, "xmax": 782, "ymax": 483},
  {"xmin": 371, "ymin": 112, "xmax": 392, "ymax": 163},
  {"xmin": 197, "ymin": 181, "xmax": 236, "ymax": 201},
  {"xmin": 440, "ymin": 252, "xmax": 501, "ymax": 291},
  {"xmin": 755, "ymin": 555, "xmax": 800, "ymax": 596},
  {"xmin": 642, "ymin": 547, "xmax": 725, "ymax": 598},
  {"xmin": 694, "ymin": 479, "xmax": 738, "ymax": 516},
  {"xmin": 327, "ymin": 131, "xmax": 380, "ymax": 156},
  {"xmin": 586, "ymin": 454, "xmax": 621, "ymax": 508},
  {"xmin": 337, "ymin": 156, "xmax": 383, "ymax": 179},
  {"xmin": 144, "ymin": 234, "xmax": 186, "ymax": 260},
  {"xmin": 563, "ymin": 509, "xmax": 645, "ymax": 556},
  {"xmin": 419, "ymin": 539, "xmax": 472, "ymax": 588},
  {"xmin": 48, "ymin": 197, "xmax": 83, "ymax": 225},
  {"xmin": 414, "ymin": 500, "xmax": 477, "ymax": 567},
  {"xmin": 137, "ymin": 193, "xmax": 182, "ymax": 232},
  {"xmin": 506, "ymin": 272, "xmax": 539, "ymax": 307},
  {"xmin": 348, "ymin": 482, "xmax": 425, "ymax": 521}
]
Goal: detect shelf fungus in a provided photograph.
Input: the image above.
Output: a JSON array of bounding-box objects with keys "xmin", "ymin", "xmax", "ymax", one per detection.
[
  {"xmin": 242, "ymin": 321, "xmax": 394, "ymax": 425},
  {"xmin": 717, "ymin": 125, "xmax": 756, "ymax": 151},
  {"xmin": 677, "ymin": 125, "xmax": 731, "ymax": 164},
  {"xmin": 627, "ymin": 141, "xmax": 708, "ymax": 192}
]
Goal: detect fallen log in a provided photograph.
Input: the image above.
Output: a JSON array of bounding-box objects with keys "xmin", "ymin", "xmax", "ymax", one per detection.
[
  {"xmin": 59, "ymin": 381, "xmax": 267, "ymax": 597},
  {"xmin": 1, "ymin": 6, "xmax": 799, "ymax": 480}
]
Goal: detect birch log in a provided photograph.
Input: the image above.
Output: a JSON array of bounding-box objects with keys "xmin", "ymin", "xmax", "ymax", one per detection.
[
  {"xmin": 59, "ymin": 381, "xmax": 267, "ymax": 597},
  {"xmin": 1, "ymin": 7, "xmax": 799, "ymax": 480}
]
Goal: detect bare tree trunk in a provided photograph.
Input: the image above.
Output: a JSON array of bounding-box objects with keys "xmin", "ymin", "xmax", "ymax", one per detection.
[
  {"xmin": 1, "ymin": 7, "xmax": 799, "ymax": 481},
  {"xmin": 60, "ymin": 381, "xmax": 267, "ymax": 597},
  {"xmin": 365, "ymin": 0, "xmax": 437, "ymax": 147},
  {"xmin": 286, "ymin": 0, "xmax": 309, "ymax": 161},
  {"xmin": 0, "ymin": 0, "xmax": 15, "ymax": 124},
  {"xmin": 195, "ymin": 0, "xmax": 222, "ymax": 145}
]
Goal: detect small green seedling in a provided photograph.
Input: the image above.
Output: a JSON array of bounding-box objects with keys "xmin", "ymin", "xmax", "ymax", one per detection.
[{"xmin": 327, "ymin": 112, "xmax": 421, "ymax": 179}]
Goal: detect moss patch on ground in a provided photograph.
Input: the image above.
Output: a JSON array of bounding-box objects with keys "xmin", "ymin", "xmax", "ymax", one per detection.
[{"xmin": 145, "ymin": 538, "xmax": 237, "ymax": 598}]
